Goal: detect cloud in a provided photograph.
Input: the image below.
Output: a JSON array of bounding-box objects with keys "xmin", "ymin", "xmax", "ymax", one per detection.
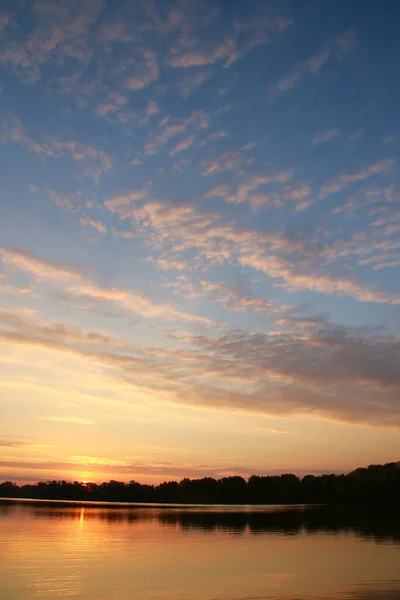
[
  {"xmin": 37, "ymin": 416, "xmax": 94, "ymax": 425},
  {"xmin": 125, "ymin": 49, "xmax": 159, "ymax": 90},
  {"xmin": 203, "ymin": 184, "xmax": 231, "ymax": 199},
  {"xmin": 250, "ymin": 182, "xmax": 312, "ymax": 211},
  {"xmin": 68, "ymin": 455, "xmax": 126, "ymax": 466},
  {"xmin": 0, "ymin": 456, "xmax": 285, "ymax": 480},
  {"xmin": 206, "ymin": 130, "xmax": 231, "ymax": 143},
  {"xmin": 336, "ymin": 30, "xmax": 358, "ymax": 54},
  {"xmin": 153, "ymin": 256, "xmax": 190, "ymax": 272},
  {"xmin": 178, "ymin": 71, "xmax": 212, "ymax": 97},
  {"xmin": 273, "ymin": 30, "xmax": 357, "ymax": 92},
  {"xmin": 145, "ymin": 122, "xmax": 188, "ymax": 156},
  {"xmin": 79, "ymin": 215, "xmax": 108, "ymax": 235},
  {"xmin": 0, "ymin": 247, "xmax": 82, "ymax": 282},
  {"xmin": 95, "ymin": 93, "xmax": 128, "ymax": 118},
  {"xmin": 103, "ymin": 192, "xmax": 400, "ymax": 306},
  {"xmin": 1, "ymin": 303, "xmax": 400, "ymax": 428},
  {"xmin": 262, "ymin": 427, "xmax": 289, "ymax": 435},
  {"xmin": 0, "ymin": 440, "xmax": 25, "ymax": 448},
  {"xmin": 169, "ymin": 134, "xmax": 195, "ymax": 157},
  {"xmin": 144, "ymin": 111, "xmax": 207, "ymax": 156},
  {"xmin": 180, "ymin": 325, "xmax": 400, "ymax": 427},
  {"xmin": 0, "ymin": 0, "xmax": 103, "ymax": 84},
  {"xmin": 2, "ymin": 116, "xmax": 113, "ymax": 183},
  {"xmin": 47, "ymin": 190, "xmax": 109, "ymax": 236},
  {"xmin": 48, "ymin": 189, "xmax": 76, "ymax": 212},
  {"xmin": 275, "ymin": 71, "xmax": 301, "ymax": 91},
  {"xmin": 224, "ymin": 170, "xmax": 296, "ymax": 205},
  {"xmin": 0, "ymin": 306, "xmax": 139, "ymax": 351},
  {"xmin": 307, "ymin": 49, "xmax": 332, "ymax": 74},
  {"xmin": 201, "ymin": 144, "xmax": 257, "ymax": 176},
  {"xmin": 51, "ymin": 139, "xmax": 113, "ymax": 183},
  {"xmin": 0, "ymin": 13, "xmax": 11, "ymax": 33},
  {"xmin": 167, "ymin": 40, "xmax": 236, "ymax": 69},
  {"xmin": 142, "ymin": 99, "xmax": 160, "ymax": 122},
  {"xmin": 312, "ymin": 129, "xmax": 340, "ymax": 145},
  {"xmin": 248, "ymin": 257, "xmax": 400, "ymax": 305},
  {"xmin": 69, "ymin": 282, "xmax": 215, "ymax": 325},
  {"xmin": 0, "ymin": 246, "xmax": 214, "ymax": 326},
  {"xmin": 199, "ymin": 279, "xmax": 276, "ymax": 314},
  {"xmin": 1, "ymin": 1, "xmax": 400, "ymax": 461},
  {"xmin": 166, "ymin": 14, "xmax": 291, "ymax": 70},
  {"xmin": 319, "ymin": 159, "xmax": 396, "ymax": 198},
  {"xmin": 275, "ymin": 316, "xmax": 330, "ymax": 329},
  {"xmin": 104, "ymin": 187, "xmax": 148, "ymax": 217},
  {"xmin": 0, "ymin": 439, "xmax": 52, "ymax": 448},
  {"xmin": 0, "ymin": 283, "xmax": 35, "ymax": 296}
]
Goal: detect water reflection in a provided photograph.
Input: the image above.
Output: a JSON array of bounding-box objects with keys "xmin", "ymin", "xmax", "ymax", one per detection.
[
  {"xmin": 0, "ymin": 501, "xmax": 399, "ymax": 600},
  {"xmin": 343, "ymin": 583, "xmax": 400, "ymax": 600},
  {"xmin": 8, "ymin": 502, "xmax": 400, "ymax": 545}
]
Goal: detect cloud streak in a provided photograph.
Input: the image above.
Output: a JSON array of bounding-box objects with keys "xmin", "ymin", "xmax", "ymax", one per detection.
[
  {"xmin": 104, "ymin": 194, "xmax": 400, "ymax": 306},
  {"xmin": 0, "ymin": 245, "xmax": 215, "ymax": 326},
  {"xmin": 273, "ymin": 30, "xmax": 357, "ymax": 93},
  {"xmin": 37, "ymin": 416, "xmax": 94, "ymax": 425},
  {"xmin": 1, "ymin": 308, "xmax": 400, "ymax": 428}
]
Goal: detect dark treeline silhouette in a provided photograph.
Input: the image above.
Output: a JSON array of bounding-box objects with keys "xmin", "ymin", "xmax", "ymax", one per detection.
[{"xmin": 1, "ymin": 461, "xmax": 399, "ymax": 505}]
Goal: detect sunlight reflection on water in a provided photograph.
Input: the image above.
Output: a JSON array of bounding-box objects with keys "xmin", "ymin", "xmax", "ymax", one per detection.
[{"xmin": 0, "ymin": 501, "xmax": 399, "ymax": 600}]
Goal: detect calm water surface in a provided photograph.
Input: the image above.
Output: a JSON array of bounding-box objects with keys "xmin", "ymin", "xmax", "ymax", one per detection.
[{"xmin": 1, "ymin": 501, "xmax": 399, "ymax": 600}]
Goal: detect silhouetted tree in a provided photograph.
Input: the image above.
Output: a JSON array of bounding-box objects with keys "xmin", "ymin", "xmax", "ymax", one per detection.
[{"xmin": 1, "ymin": 461, "xmax": 399, "ymax": 505}]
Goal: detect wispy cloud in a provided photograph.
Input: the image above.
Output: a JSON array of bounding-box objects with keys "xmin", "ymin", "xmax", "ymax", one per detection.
[
  {"xmin": 125, "ymin": 49, "xmax": 159, "ymax": 90},
  {"xmin": 273, "ymin": 30, "xmax": 357, "ymax": 92},
  {"xmin": 104, "ymin": 187, "xmax": 148, "ymax": 217},
  {"xmin": 201, "ymin": 144, "xmax": 257, "ymax": 176},
  {"xmin": 312, "ymin": 129, "xmax": 340, "ymax": 145},
  {"xmin": 2, "ymin": 308, "xmax": 400, "ymax": 428},
  {"xmin": 167, "ymin": 14, "xmax": 291, "ymax": 70},
  {"xmin": 144, "ymin": 111, "xmax": 208, "ymax": 156},
  {"xmin": 96, "ymin": 93, "xmax": 128, "ymax": 117},
  {"xmin": 103, "ymin": 194, "xmax": 400, "ymax": 306},
  {"xmin": 169, "ymin": 134, "xmax": 196, "ymax": 157},
  {"xmin": 140, "ymin": 100, "xmax": 160, "ymax": 125},
  {"xmin": 178, "ymin": 71, "xmax": 212, "ymax": 97},
  {"xmin": 2, "ymin": 116, "xmax": 113, "ymax": 183},
  {"xmin": 225, "ymin": 170, "xmax": 295, "ymax": 204},
  {"xmin": 319, "ymin": 159, "xmax": 396, "ymax": 198},
  {"xmin": 68, "ymin": 455, "xmax": 126, "ymax": 466},
  {"xmin": 0, "ymin": 247, "xmax": 82, "ymax": 282},
  {"xmin": 38, "ymin": 416, "xmax": 94, "ymax": 425},
  {"xmin": 0, "ymin": 244, "xmax": 216, "ymax": 326},
  {"xmin": 199, "ymin": 279, "xmax": 276, "ymax": 314},
  {"xmin": 69, "ymin": 282, "xmax": 215, "ymax": 325},
  {"xmin": 0, "ymin": 439, "xmax": 53, "ymax": 448},
  {"xmin": 275, "ymin": 71, "xmax": 301, "ymax": 91},
  {"xmin": 0, "ymin": 0, "xmax": 103, "ymax": 84},
  {"xmin": 256, "ymin": 427, "xmax": 290, "ymax": 435}
]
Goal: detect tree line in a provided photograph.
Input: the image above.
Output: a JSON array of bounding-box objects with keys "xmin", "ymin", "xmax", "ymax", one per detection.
[{"xmin": 1, "ymin": 461, "xmax": 399, "ymax": 504}]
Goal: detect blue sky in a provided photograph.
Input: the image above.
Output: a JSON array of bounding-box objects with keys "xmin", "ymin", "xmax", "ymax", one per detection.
[{"xmin": 0, "ymin": 0, "xmax": 399, "ymax": 483}]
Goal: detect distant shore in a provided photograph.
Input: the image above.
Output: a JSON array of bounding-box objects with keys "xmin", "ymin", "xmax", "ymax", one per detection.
[{"xmin": 1, "ymin": 461, "xmax": 399, "ymax": 505}]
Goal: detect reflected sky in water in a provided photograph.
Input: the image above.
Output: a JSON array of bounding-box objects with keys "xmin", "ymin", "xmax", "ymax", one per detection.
[{"xmin": 1, "ymin": 502, "xmax": 399, "ymax": 600}]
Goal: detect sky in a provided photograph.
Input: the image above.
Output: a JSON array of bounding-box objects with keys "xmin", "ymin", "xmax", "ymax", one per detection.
[{"xmin": 0, "ymin": 0, "xmax": 399, "ymax": 485}]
